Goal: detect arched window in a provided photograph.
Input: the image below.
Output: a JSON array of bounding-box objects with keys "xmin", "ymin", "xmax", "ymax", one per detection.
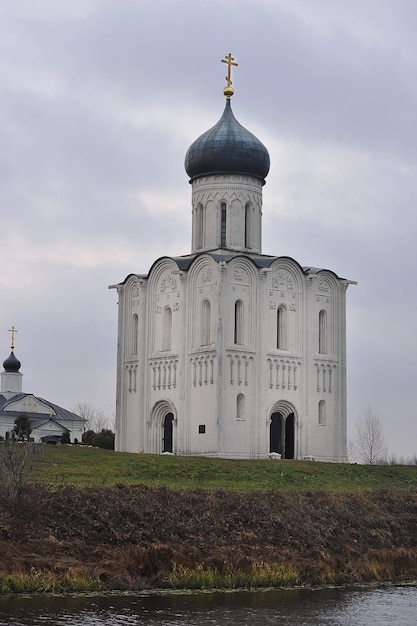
[
  {"xmin": 319, "ymin": 310, "xmax": 327, "ymax": 354},
  {"xmin": 162, "ymin": 307, "xmax": 172, "ymax": 351},
  {"xmin": 237, "ymin": 393, "xmax": 245, "ymax": 420},
  {"xmin": 196, "ymin": 202, "xmax": 204, "ymax": 249},
  {"xmin": 220, "ymin": 202, "xmax": 227, "ymax": 247},
  {"xmin": 277, "ymin": 305, "xmax": 288, "ymax": 350},
  {"xmin": 132, "ymin": 314, "xmax": 138, "ymax": 356},
  {"xmin": 318, "ymin": 400, "xmax": 326, "ymax": 425},
  {"xmin": 234, "ymin": 300, "xmax": 244, "ymax": 345},
  {"xmin": 201, "ymin": 299, "xmax": 211, "ymax": 346},
  {"xmin": 244, "ymin": 203, "xmax": 250, "ymax": 248}
]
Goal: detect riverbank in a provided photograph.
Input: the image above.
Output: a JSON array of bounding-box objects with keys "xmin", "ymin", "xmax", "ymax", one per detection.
[{"xmin": 1, "ymin": 483, "xmax": 417, "ymax": 593}]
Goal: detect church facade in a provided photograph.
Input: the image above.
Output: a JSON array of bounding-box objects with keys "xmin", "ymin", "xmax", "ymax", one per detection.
[
  {"xmin": 111, "ymin": 59, "xmax": 354, "ymax": 461},
  {"xmin": 0, "ymin": 338, "xmax": 86, "ymax": 443}
]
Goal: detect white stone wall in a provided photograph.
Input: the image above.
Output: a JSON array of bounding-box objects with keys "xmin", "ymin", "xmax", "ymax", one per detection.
[
  {"xmin": 115, "ymin": 253, "xmax": 349, "ymax": 461},
  {"xmin": 190, "ymin": 175, "xmax": 263, "ymax": 253}
]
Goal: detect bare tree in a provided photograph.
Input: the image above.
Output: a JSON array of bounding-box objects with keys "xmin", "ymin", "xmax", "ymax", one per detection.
[
  {"xmin": 73, "ymin": 402, "xmax": 111, "ymax": 432},
  {"xmin": 352, "ymin": 405, "xmax": 387, "ymax": 465},
  {"xmin": 0, "ymin": 441, "xmax": 44, "ymax": 501}
]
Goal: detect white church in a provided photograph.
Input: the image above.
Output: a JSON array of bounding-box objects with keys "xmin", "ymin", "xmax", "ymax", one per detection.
[
  {"xmin": 111, "ymin": 55, "xmax": 355, "ymax": 461},
  {"xmin": 0, "ymin": 330, "xmax": 86, "ymax": 443}
]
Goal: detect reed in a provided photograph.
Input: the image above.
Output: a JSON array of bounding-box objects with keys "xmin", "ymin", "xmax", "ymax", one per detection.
[
  {"xmin": 167, "ymin": 563, "xmax": 300, "ymax": 590},
  {"xmin": 0, "ymin": 571, "xmax": 99, "ymax": 594}
]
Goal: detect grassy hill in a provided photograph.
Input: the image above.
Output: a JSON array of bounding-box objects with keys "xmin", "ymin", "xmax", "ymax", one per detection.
[
  {"xmin": 1, "ymin": 445, "xmax": 417, "ymax": 594},
  {"xmin": 34, "ymin": 444, "xmax": 417, "ymax": 491}
]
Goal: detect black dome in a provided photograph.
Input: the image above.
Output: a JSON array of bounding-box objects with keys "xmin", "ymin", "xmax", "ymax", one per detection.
[
  {"xmin": 3, "ymin": 351, "xmax": 21, "ymax": 373},
  {"xmin": 185, "ymin": 99, "xmax": 270, "ymax": 183}
]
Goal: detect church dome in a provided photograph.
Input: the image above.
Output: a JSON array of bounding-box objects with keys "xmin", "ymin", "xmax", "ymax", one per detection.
[
  {"xmin": 3, "ymin": 351, "xmax": 21, "ymax": 373},
  {"xmin": 185, "ymin": 99, "xmax": 270, "ymax": 183}
]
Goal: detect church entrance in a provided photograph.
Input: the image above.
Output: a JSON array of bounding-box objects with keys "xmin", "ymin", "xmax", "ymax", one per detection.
[
  {"xmin": 162, "ymin": 412, "xmax": 174, "ymax": 453},
  {"xmin": 285, "ymin": 413, "xmax": 295, "ymax": 459},
  {"xmin": 149, "ymin": 401, "xmax": 176, "ymax": 454},
  {"xmin": 270, "ymin": 412, "xmax": 283, "ymax": 455},
  {"xmin": 270, "ymin": 410, "xmax": 295, "ymax": 459}
]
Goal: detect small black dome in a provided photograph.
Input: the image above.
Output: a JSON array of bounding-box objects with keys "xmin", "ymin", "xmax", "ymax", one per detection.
[
  {"xmin": 3, "ymin": 351, "xmax": 21, "ymax": 373},
  {"xmin": 184, "ymin": 99, "xmax": 270, "ymax": 183}
]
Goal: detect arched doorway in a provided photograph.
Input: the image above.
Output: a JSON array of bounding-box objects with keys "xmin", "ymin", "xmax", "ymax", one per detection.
[
  {"xmin": 163, "ymin": 413, "xmax": 174, "ymax": 453},
  {"xmin": 149, "ymin": 401, "xmax": 177, "ymax": 454},
  {"xmin": 285, "ymin": 413, "xmax": 295, "ymax": 459},
  {"xmin": 269, "ymin": 403, "xmax": 296, "ymax": 459},
  {"xmin": 270, "ymin": 412, "xmax": 284, "ymax": 455}
]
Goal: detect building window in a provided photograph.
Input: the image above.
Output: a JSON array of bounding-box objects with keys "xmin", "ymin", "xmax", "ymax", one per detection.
[
  {"xmin": 319, "ymin": 310, "xmax": 327, "ymax": 354},
  {"xmin": 237, "ymin": 393, "xmax": 245, "ymax": 420},
  {"xmin": 132, "ymin": 314, "xmax": 138, "ymax": 356},
  {"xmin": 277, "ymin": 305, "xmax": 288, "ymax": 350},
  {"xmin": 162, "ymin": 307, "xmax": 172, "ymax": 351},
  {"xmin": 318, "ymin": 400, "xmax": 326, "ymax": 425},
  {"xmin": 244, "ymin": 203, "xmax": 250, "ymax": 248},
  {"xmin": 198, "ymin": 424, "xmax": 206, "ymax": 434},
  {"xmin": 220, "ymin": 202, "xmax": 227, "ymax": 247},
  {"xmin": 234, "ymin": 299, "xmax": 244, "ymax": 345},
  {"xmin": 196, "ymin": 202, "xmax": 204, "ymax": 249},
  {"xmin": 201, "ymin": 299, "xmax": 211, "ymax": 346}
]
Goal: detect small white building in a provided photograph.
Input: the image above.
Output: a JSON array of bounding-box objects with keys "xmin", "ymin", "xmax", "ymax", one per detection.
[
  {"xmin": 0, "ymin": 348, "xmax": 86, "ymax": 443},
  {"xmin": 111, "ymin": 67, "xmax": 355, "ymax": 461}
]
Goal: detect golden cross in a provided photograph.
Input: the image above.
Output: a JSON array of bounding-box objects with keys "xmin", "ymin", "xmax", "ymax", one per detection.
[
  {"xmin": 221, "ymin": 53, "xmax": 238, "ymax": 88},
  {"xmin": 8, "ymin": 325, "xmax": 18, "ymax": 350}
]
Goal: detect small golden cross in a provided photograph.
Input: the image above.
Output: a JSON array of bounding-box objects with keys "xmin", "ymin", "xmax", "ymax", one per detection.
[
  {"xmin": 221, "ymin": 53, "xmax": 238, "ymax": 88},
  {"xmin": 8, "ymin": 325, "xmax": 18, "ymax": 350}
]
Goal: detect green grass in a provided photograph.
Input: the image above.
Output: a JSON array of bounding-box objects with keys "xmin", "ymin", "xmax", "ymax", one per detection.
[
  {"xmin": 32, "ymin": 445, "xmax": 417, "ymax": 491},
  {"xmin": 167, "ymin": 563, "xmax": 301, "ymax": 589},
  {"xmin": 0, "ymin": 572, "xmax": 99, "ymax": 594}
]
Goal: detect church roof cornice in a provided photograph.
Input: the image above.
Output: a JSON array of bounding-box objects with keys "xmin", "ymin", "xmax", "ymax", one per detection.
[{"xmin": 114, "ymin": 252, "xmax": 354, "ymax": 284}]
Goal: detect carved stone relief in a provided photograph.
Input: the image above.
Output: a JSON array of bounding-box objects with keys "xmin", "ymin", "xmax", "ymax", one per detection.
[
  {"xmin": 159, "ymin": 273, "xmax": 177, "ymax": 294},
  {"xmin": 234, "ymin": 268, "xmax": 245, "ymax": 282},
  {"xmin": 272, "ymin": 271, "xmax": 294, "ymax": 291}
]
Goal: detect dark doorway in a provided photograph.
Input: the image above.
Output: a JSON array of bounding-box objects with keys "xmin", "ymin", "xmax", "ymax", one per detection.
[
  {"xmin": 163, "ymin": 413, "xmax": 174, "ymax": 453},
  {"xmin": 270, "ymin": 412, "xmax": 284, "ymax": 455},
  {"xmin": 285, "ymin": 413, "xmax": 295, "ymax": 459}
]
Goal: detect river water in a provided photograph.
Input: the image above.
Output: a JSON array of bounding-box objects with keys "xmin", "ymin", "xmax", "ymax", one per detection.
[{"xmin": 0, "ymin": 585, "xmax": 416, "ymax": 625}]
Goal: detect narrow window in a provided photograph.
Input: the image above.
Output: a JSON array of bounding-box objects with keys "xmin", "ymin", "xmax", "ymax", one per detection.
[
  {"xmin": 237, "ymin": 393, "xmax": 245, "ymax": 420},
  {"xmin": 319, "ymin": 310, "xmax": 327, "ymax": 354},
  {"xmin": 318, "ymin": 400, "xmax": 326, "ymax": 425},
  {"xmin": 132, "ymin": 314, "xmax": 138, "ymax": 356},
  {"xmin": 277, "ymin": 305, "xmax": 288, "ymax": 350},
  {"xmin": 234, "ymin": 300, "xmax": 244, "ymax": 345},
  {"xmin": 220, "ymin": 202, "xmax": 227, "ymax": 247},
  {"xmin": 244, "ymin": 203, "xmax": 250, "ymax": 248},
  {"xmin": 163, "ymin": 307, "xmax": 172, "ymax": 351},
  {"xmin": 196, "ymin": 203, "xmax": 204, "ymax": 249},
  {"xmin": 201, "ymin": 299, "xmax": 211, "ymax": 346}
]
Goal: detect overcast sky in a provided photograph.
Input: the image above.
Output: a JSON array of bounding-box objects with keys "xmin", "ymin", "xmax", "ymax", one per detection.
[{"xmin": 1, "ymin": 0, "xmax": 416, "ymax": 458}]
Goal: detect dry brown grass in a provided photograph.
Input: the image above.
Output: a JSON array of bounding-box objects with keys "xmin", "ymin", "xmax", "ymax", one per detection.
[{"xmin": 1, "ymin": 483, "xmax": 417, "ymax": 592}]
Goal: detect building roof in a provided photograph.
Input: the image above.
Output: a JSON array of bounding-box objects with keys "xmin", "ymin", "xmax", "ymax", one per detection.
[
  {"xmin": 0, "ymin": 392, "xmax": 86, "ymax": 423},
  {"xmin": 184, "ymin": 99, "xmax": 270, "ymax": 184},
  {"xmin": 2, "ymin": 351, "xmax": 21, "ymax": 373},
  {"xmin": 114, "ymin": 249, "xmax": 353, "ymax": 286}
]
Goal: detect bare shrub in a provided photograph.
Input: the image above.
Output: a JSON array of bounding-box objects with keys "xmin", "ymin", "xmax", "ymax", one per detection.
[
  {"xmin": 74, "ymin": 402, "xmax": 113, "ymax": 431},
  {"xmin": 0, "ymin": 441, "xmax": 44, "ymax": 501},
  {"xmin": 352, "ymin": 405, "xmax": 387, "ymax": 465}
]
